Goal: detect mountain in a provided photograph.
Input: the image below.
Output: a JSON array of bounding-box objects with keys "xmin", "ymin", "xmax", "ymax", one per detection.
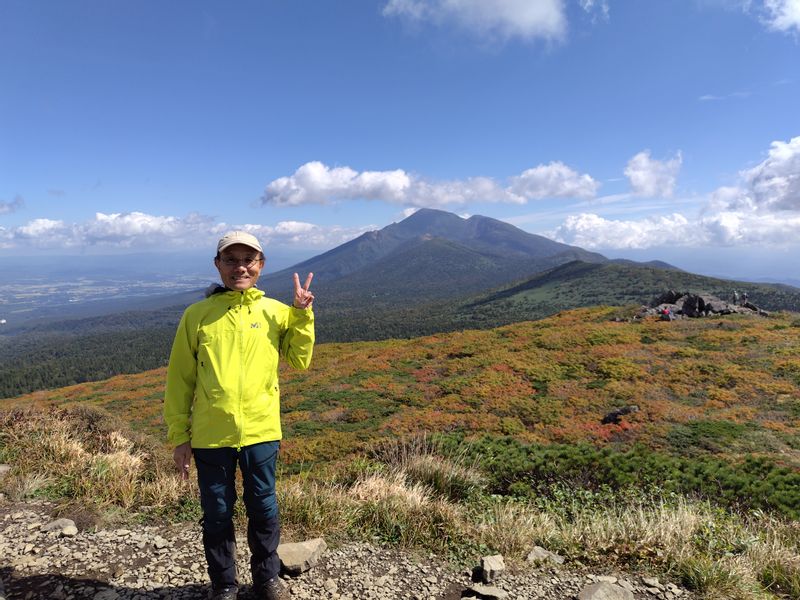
[
  {"xmin": 313, "ymin": 259, "xmax": 800, "ymax": 342},
  {"xmin": 258, "ymin": 208, "xmax": 608, "ymax": 304}
]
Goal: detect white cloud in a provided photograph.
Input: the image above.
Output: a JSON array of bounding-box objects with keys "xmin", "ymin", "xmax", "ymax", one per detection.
[
  {"xmin": 762, "ymin": 0, "xmax": 800, "ymax": 32},
  {"xmin": 700, "ymin": 210, "xmax": 800, "ymax": 245},
  {"xmin": 262, "ymin": 161, "xmax": 599, "ymax": 208},
  {"xmin": 552, "ymin": 136, "xmax": 800, "ymax": 250},
  {"xmin": 552, "ymin": 212, "xmax": 701, "ymax": 249},
  {"xmin": 17, "ymin": 218, "xmax": 68, "ymax": 238},
  {"xmin": 579, "ymin": 0, "xmax": 609, "ymax": 21},
  {"xmin": 624, "ymin": 150, "xmax": 682, "ymax": 197},
  {"xmin": 82, "ymin": 212, "xmax": 185, "ymax": 246},
  {"xmin": 383, "ymin": 0, "xmax": 567, "ymax": 42},
  {"xmin": 2, "ymin": 211, "xmax": 370, "ymax": 251},
  {"xmin": 409, "ymin": 176, "xmax": 519, "ymax": 205},
  {"xmin": 509, "ymin": 161, "xmax": 600, "ymax": 200},
  {"xmin": 263, "ymin": 161, "xmax": 411, "ymax": 206},
  {"xmin": 552, "ymin": 209, "xmax": 800, "ymax": 249},
  {"xmin": 698, "ymin": 91, "xmax": 750, "ymax": 101},
  {"xmin": 0, "ymin": 195, "xmax": 24, "ymax": 215},
  {"xmin": 740, "ymin": 135, "xmax": 800, "ymax": 211}
]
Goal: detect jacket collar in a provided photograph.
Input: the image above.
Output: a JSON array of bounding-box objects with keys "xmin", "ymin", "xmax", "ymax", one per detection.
[{"xmin": 214, "ymin": 286, "xmax": 264, "ymax": 306}]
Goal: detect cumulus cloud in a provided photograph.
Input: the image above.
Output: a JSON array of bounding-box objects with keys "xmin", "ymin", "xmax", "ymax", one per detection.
[
  {"xmin": 762, "ymin": 0, "xmax": 800, "ymax": 32},
  {"xmin": 553, "ymin": 136, "xmax": 800, "ymax": 250},
  {"xmin": 509, "ymin": 162, "xmax": 600, "ymax": 200},
  {"xmin": 699, "ymin": 210, "xmax": 800, "ymax": 245},
  {"xmin": 1, "ymin": 211, "xmax": 370, "ymax": 251},
  {"xmin": 382, "ymin": 0, "xmax": 567, "ymax": 42},
  {"xmin": 552, "ymin": 212, "xmax": 701, "ymax": 249},
  {"xmin": 0, "ymin": 195, "xmax": 24, "ymax": 215},
  {"xmin": 263, "ymin": 162, "xmax": 411, "ymax": 206},
  {"xmin": 262, "ymin": 161, "xmax": 599, "ymax": 207},
  {"xmin": 553, "ymin": 209, "xmax": 800, "ymax": 249},
  {"xmin": 624, "ymin": 150, "xmax": 682, "ymax": 197},
  {"xmin": 243, "ymin": 221, "xmax": 376, "ymax": 247},
  {"xmin": 739, "ymin": 135, "xmax": 800, "ymax": 211}
]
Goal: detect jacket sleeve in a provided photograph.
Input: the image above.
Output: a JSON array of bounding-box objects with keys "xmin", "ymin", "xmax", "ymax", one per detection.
[
  {"xmin": 281, "ymin": 306, "xmax": 315, "ymax": 370},
  {"xmin": 163, "ymin": 310, "xmax": 197, "ymax": 447}
]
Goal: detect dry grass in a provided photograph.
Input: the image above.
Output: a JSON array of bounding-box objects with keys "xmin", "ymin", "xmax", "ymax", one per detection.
[
  {"xmin": 0, "ymin": 405, "xmax": 194, "ymax": 515},
  {"xmin": 474, "ymin": 499, "xmax": 559, "ymax": 557},
  {"xmin": 371, "ymin": 434, "xmax": 486, "ymax": 501},
  {"xmin": 2, "ymin": 407, "xmax": 800, "ymax": 599}
]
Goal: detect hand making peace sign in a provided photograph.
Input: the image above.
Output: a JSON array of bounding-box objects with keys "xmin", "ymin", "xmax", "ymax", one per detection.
[{"xmin": 293, "ymin": 272, "xmax": 314, "ymax": 309}]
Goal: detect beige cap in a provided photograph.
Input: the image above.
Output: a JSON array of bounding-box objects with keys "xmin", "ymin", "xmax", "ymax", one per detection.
[{"xmin": 217, "ymin": 230, "xmax": 263, "ymax": 254}]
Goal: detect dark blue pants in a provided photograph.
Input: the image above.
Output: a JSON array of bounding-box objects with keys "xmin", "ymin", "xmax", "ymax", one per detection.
[{"xmin": 193, "ymin": 441, "xmax": 281, "ymax": 589}]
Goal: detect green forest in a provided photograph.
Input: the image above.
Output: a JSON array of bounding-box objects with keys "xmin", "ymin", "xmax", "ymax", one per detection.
[{"xmin": 3, "ymin": 261, "xmax": 800, "ymax": 399}]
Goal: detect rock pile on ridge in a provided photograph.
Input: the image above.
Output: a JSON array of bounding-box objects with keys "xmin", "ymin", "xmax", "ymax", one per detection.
[{"xmin": 638, "ymin": 290, "xmax": 768, "ymax": 320}]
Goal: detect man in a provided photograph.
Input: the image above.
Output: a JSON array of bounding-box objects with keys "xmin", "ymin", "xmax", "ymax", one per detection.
[{"xmin": 164, "ymin": 231, "xmax": 314, "ymax": 600}]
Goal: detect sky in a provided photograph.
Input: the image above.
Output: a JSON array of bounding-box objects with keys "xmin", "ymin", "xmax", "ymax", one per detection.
[{"xmin": 1, "ymin": 0, "xmax": 799, "ymax": 282}]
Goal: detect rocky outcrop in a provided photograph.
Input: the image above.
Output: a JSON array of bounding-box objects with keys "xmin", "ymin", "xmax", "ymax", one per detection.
[
  {"xmin": 601, "ymin": 405, "xmax": 639, "ymax": 425},
  {"xmin": 639, "ymin": 290, "xmax": 768, "ymax": 320}
]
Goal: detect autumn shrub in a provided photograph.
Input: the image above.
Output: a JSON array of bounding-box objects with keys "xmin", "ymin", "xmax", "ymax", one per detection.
[
  {"xmin": 442, "ymin": 435, "xmax": 800, "ymax": 519},
  {"xmin": 667, "ymin": 420, "xmax": 752, "ymax": 455}
]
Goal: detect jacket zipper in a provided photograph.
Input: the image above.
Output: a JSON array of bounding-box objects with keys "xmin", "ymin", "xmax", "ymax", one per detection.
[{"xmin": 237, "ymin": 291, "xmax": 245, "ymax": 450}]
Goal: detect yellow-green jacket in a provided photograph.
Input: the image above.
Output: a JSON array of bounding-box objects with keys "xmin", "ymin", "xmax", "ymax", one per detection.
[{"xmin": 164, "ymin": 287, "xmax": 314, "ymax": 449}]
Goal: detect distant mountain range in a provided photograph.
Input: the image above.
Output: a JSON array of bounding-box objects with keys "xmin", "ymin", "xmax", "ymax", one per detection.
[
  {"xmin": 2, "ymin": 208, "xmax": 800, "ymax": 398},
  {"xmin": 261, "ymin": 208, "xmax": 617, "ymax": 307}
]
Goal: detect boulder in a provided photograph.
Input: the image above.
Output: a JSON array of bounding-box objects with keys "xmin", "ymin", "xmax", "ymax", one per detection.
[
  {"xmin": 464, "ymin": 583, "xmax": 509, "ymax": 599},
  {"xmin": 41, "ymin": 518, "xmax": 77, "ymax": 537},
  {"xmin": 526, "ymin": 545, "xmax": 565, "ymax": 565},
  {"xmin": 577, "ymin": 582, "xmax": 634, "ymax": 600},
  {"xmin": 681, "ymin": 294, "xmax": 705, "ymax": 317},
  {"xmin": 653, "ymin": 290, "xmax": 682, "ymax": 305},
  {"xmin": 278, "ymin": 537, "xmax": 327, "ymax": 575},
  {"xmin": 480, "ymin": 554, "xmax": 505, "ymax": 583},
  {"xmin": 601, "ymin": 405, "xmax": 639, "ymax": 425}
]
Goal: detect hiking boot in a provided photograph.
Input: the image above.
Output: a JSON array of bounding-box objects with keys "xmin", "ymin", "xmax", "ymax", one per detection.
[
  {"xmin": 209, "ymin": 585, "xmax": 238, "ymax": 600},
  {"xmin": 254, "ymin": 577, "xmax": 290, "ymax": 600}
]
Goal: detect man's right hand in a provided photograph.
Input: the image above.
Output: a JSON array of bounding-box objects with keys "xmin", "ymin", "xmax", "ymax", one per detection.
[{"xmin": 173, "ymin": 442, "xmax": 192, "ymax": 480}]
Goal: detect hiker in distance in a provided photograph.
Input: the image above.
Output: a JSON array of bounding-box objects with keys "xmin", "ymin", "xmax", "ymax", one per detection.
[{"xmin": 164, "ymin": 231, "xmax": 315, "ymax": 600}]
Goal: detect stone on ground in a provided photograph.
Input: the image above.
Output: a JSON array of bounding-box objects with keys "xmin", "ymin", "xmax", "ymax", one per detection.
[
  {"xmin": 481, "ymin": 554, "xmax": 505, "ymax": 583},
  {"xmin": 278, "ymin": 537, "xmax": 327, "ymax": 575},
  {"xmin": 577, "ymin": 581, "xmax": 635, "ymax": 600}
]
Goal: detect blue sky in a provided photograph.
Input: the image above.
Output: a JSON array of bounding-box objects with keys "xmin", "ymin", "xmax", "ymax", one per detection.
[{"xmin": 1, "ymin": 1, "xmax": 799, "ymax": 281}]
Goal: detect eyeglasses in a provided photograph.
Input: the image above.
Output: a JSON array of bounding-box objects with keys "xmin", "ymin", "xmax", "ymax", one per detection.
[{"xmin": 219, "ymin": 257, "xmax": 262, "ymax": 268}]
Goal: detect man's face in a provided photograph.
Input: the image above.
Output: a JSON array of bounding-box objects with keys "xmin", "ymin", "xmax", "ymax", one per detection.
[{"xmin": 215, "ymin": 244, "xmax": 264, "ymax": 291}]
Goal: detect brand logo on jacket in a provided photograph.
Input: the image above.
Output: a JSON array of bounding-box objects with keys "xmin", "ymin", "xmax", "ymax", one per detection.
[{"xmin": 251, "ymin": 323, "xmax": 261, "ymax": 329}]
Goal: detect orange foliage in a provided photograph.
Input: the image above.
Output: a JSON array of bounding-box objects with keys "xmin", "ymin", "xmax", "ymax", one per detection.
[{"xmin": 7, "ymin": 306, "xmax": 800, "ymax": 468}]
